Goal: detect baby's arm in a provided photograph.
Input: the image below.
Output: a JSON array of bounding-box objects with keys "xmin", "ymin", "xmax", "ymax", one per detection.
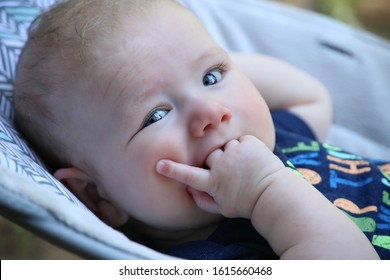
[
  {"xmin": 230, "ymin": 53, "xmax": 332, "ymax": 142},
  {"xmin": 157, "ymin": 136, "xmax": 379, "ymax": 259}
]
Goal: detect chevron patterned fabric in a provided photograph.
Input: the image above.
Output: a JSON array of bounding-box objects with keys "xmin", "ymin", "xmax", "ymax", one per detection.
[{"xmin": 0, "ymin": 0, "xmax": 54, "ymax": 120}]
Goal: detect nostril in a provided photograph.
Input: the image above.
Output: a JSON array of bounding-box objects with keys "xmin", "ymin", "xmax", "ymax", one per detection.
[
  {"xmin": 203, "ymin": 111, "xmax": 230, "ymax": 132},
  {"xmin": 221, "ymin": 112, "xmax": 231, "ymax": 123},
  {"xmin": 221, "ymin": 115, "xmax": 228, "ymax": 123},
  {"xmin": 203, "ymin": 123, "xmax": 213, "ymax": 131},
  {"xmin": 190, "ymin": 103, "xmax": 232, "ymax": 137}
]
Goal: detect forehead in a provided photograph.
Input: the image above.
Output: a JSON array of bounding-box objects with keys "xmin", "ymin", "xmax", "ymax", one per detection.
[
  {"xmin": 123, "ymin": 2, "xmax": 220, "ymax": 63},
  {"xmin": 97, "ymin": 2, "xmax": 224, "ymax": 106}
]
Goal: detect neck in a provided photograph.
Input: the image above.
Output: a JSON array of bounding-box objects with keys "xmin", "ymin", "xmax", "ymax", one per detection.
[{"xmin": 126, "ymin": 218, "xmax": 224, "ymax": 250}]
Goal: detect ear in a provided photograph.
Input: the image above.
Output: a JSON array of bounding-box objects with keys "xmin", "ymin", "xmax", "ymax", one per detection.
[{"xmin": 54, "ymin": 167, "xmax": 129, "ymax": 227}]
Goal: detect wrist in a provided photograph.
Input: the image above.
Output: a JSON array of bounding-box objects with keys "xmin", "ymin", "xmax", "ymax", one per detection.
[
  {"xmin": 246, "ymin": 165, "xmax": 289, "ymax": 220},
  {"xmin": 249, "ymin": 167, "xmax": 300, "ymax": 233}
]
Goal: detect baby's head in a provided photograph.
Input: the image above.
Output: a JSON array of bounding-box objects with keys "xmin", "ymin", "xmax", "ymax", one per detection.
[
  {"xmin": 14, "ymin": 0, "xmax": 163, "ymax": 170},
  {"xmin": 13, "ymin": 0, "xmax": 275, "ymax": 239}
]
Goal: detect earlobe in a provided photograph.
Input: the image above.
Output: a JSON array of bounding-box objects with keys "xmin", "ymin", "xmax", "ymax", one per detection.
[{"xmin": 54, "ymin": 167, "xmax": 129, "ymax": 227}]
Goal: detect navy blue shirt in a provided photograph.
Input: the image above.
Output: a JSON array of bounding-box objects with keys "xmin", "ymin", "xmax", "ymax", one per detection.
[{"xmin": 164, "ymin": 111, "xmax": 390, "ymax": 259}]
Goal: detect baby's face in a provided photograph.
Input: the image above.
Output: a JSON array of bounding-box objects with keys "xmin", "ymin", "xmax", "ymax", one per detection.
[{"xmin": 81, "ymin": 3, "xmax": 275, "ymax": 232}]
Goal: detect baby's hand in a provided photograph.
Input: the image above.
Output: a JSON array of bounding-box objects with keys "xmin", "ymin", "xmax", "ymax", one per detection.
[
  {"xmin": 158, "ymin": 136, "xmax": 381, "ymax": 260},
  {"xmin": 156, "ymin": 135, "xmax": 285, "ymax": 218}
]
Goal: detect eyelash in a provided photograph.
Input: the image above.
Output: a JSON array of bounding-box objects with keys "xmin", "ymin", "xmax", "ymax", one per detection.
[
  {"xmin": 204, "ymin": 63, "xmax": 228, "ymax": 85},
  {"xmin": 142, "ymin": 106, "xmax": 170, "ymax": 129}
]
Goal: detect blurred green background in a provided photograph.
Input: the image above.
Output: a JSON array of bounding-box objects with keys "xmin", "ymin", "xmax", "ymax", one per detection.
[
  {"xmin": 281, "ymin": 0, "xmax": 390, "ymax": 39},
  {"xmin": 1, "ymin": 0, "xmax": 389, "ymax": 260}
]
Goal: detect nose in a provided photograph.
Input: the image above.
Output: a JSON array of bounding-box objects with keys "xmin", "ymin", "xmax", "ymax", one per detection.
[{"xmin": 189, "ymin": 98, "xmax": 232, "ymax": 137}]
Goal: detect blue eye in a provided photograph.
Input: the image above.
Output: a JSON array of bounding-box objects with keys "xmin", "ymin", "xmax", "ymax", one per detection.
[
  {"xmin": 203, "ymin": 69, "xmax": 223, "ymax": 86},
  {"xmin": 143, "ymin": 109, "xmax": 169, "ymax": 128}
]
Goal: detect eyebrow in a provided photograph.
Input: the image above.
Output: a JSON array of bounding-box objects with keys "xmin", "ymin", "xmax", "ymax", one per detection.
[{"xmin": 194, "ymin": 47, "xmax": 229, "ymax": 67}]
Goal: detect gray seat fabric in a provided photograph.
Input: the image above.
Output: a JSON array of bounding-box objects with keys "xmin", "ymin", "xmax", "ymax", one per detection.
[{"xmin": 1, "ymin": 0, "xmax": 389, "ymax": 259}]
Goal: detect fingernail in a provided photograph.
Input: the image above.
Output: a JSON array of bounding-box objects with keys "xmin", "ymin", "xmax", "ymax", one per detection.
[{"xmin": 156, "ymin": 160, "xmax": 166, "ymax": 174}]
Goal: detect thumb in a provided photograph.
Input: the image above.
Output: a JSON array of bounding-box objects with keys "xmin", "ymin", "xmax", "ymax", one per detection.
[
  {"xmin": 187, "ymin": 186, "xmax": 221, "ymax": 214},
  {"xmin": 156, "ymin": 160, "xmax": 210, "ymax": 192}
]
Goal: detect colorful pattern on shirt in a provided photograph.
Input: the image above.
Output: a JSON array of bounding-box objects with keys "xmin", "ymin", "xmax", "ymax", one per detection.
[{"xmin": 273, "ymin": 111, "xmax": 390, "ymax": 259}]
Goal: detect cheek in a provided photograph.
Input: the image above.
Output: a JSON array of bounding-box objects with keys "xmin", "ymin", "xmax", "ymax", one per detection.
[
  {"xmin": 95, "ymin": 144, "xmax": 177, "ymax": 218},
  {"xmin": 132, "ymin": 133, "xmax": 187, "ymax": 170},
  {"xmin": 231, "ymin": 79, "xmax": 275, "ymax": 149},
  {"xmin": 97, "ymin": 134, "xmax": 202, "ymax": 227},
  {"xmin": 111, "ymin": 133, "xmax": 187, "ymax": 198}
]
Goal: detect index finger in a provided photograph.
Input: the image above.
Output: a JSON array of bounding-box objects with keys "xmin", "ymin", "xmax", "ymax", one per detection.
[{"xmin": 156, "ymin": 160, "xmax": 210, "ymax": 191}]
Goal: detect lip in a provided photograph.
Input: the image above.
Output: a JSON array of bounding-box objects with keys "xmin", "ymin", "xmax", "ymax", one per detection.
[
  {"xmin": 204, "ymin": 143, "xmax": 224, "ymax": 162},
  {"xmin": 201, "ymin": 137, "xmax": 237, "ymax": 168}
]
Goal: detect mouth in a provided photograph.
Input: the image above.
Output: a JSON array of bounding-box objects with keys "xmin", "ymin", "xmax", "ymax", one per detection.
[
  {"xmin": 194, "ymin": 136, "xmax": 239, "ymax": 172},
  {"xmin": 201, "ymin": 142, "xmax": 225, "ymax": 167}
]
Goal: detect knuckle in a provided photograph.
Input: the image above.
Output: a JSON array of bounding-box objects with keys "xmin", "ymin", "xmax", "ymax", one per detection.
[
  {"xmin": 182, "ymin": 171, "xmax": 197, "ymax": 186},
  {"xmin": 174, "ymin": 164, "xmax": 200, "ymax": 187}
]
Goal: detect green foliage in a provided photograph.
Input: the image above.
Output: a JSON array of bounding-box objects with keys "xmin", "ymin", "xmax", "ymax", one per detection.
[{"xmin": 317, "ymin": 0, "xmax": 363, "ymax": 27}]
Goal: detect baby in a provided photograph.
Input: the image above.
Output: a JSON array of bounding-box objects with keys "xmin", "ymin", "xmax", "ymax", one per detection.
[{"xmin": 13, "ymin": 0, "xmax": 389, "ymax": 259}]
